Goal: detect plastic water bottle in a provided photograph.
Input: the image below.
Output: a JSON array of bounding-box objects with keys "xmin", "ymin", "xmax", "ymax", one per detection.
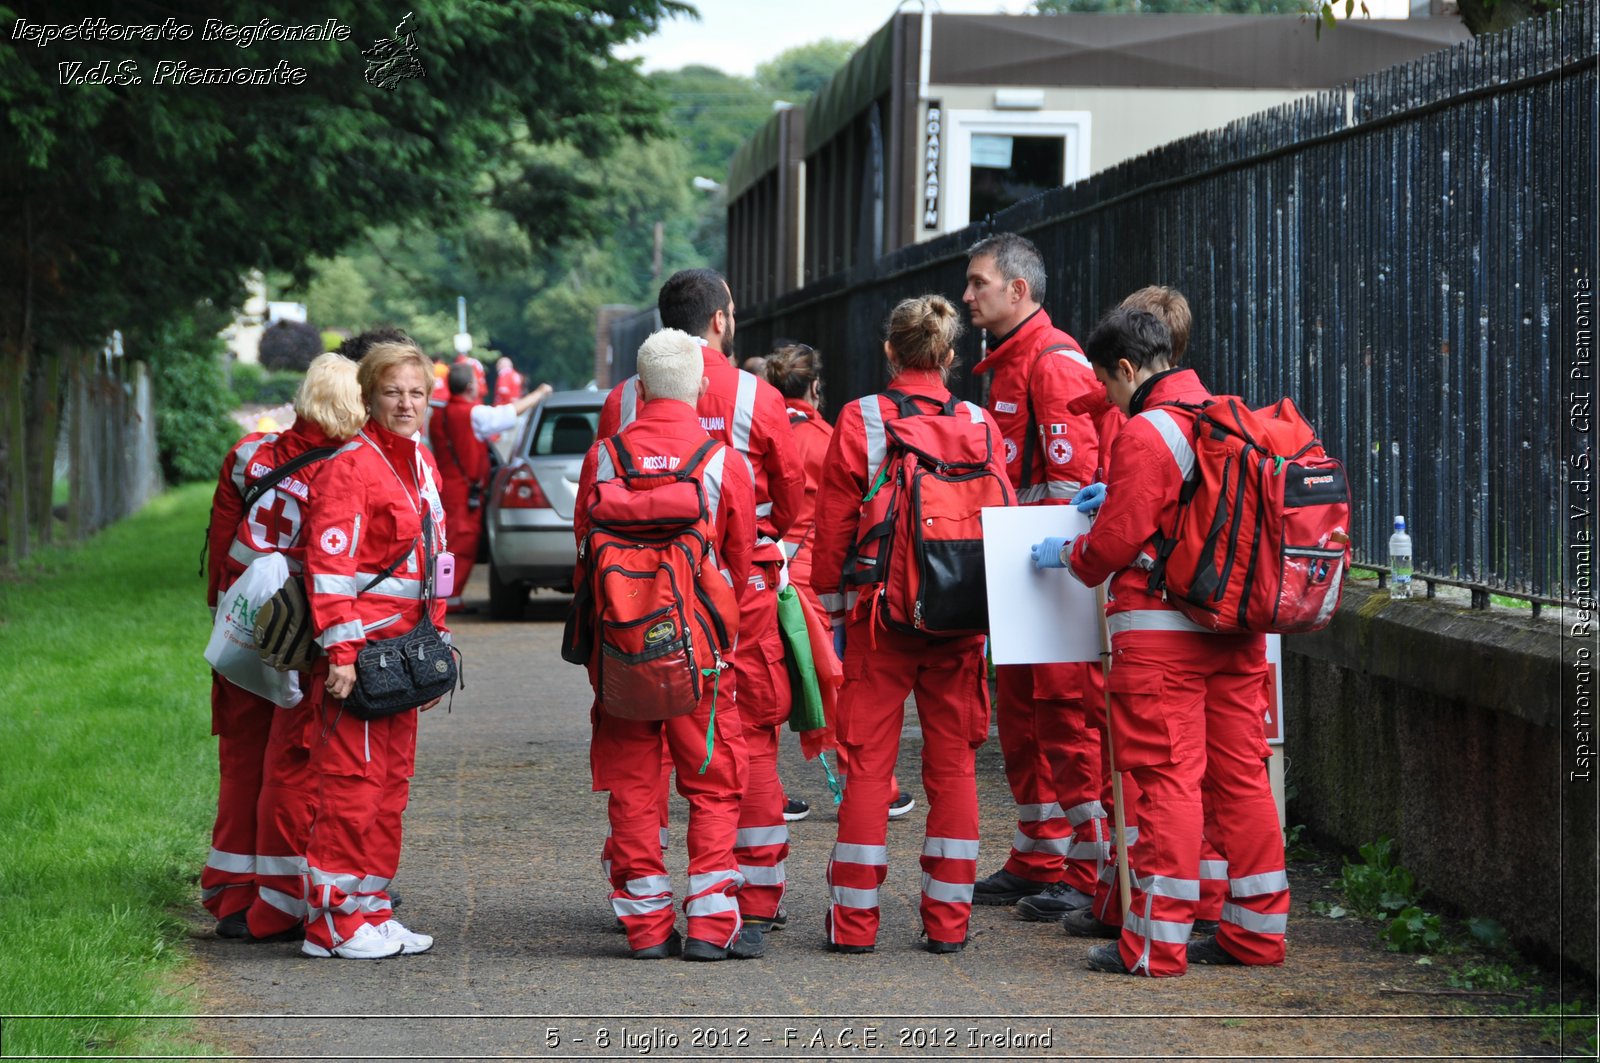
[{"xmin": 1388, "ymin": 515, "xmax": 1413, "ymax": 600}]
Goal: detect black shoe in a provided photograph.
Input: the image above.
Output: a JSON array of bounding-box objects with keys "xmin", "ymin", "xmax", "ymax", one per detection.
[
  {"xmin": 827, "ymin": 941, "xmax": 875, "ymax": 954},
  {"xmin": 1015, "ymin": 882, "xmax": 1093, "ymax": 923},
  {"xmin": 682, "ymin": 936, "xmax": 728, "ymax": 961},
  {"xmin": 925, "ymin": 937, "xmax": 967, "ymax": 955},
  {"xmin": 1086, "ymin": 941, "xmax": 1133, "ymax": 974},
  {"xmin": 971, "ymin": 868, "xmax": 1054, "ymax": 906},
  {"xmin": 1060, "ymin": 907, "xmax": 1120, "ymax": 939},
  {"xmin": 887, "ymin": 792, "xmax": 916, "ymax": 818},
  {"xmin": 251, "ymin": 924, "xmax": 306, "ymax": 944},
  {"xmin": 631, "ymin": 930, "xmax": 682, "ymax": 960},
  {"xmin": 728, "ymin": 925, "xmax": 766, "ymax": 959},
  {"xmin": 782, "ymin": 798, "xmax": 811, "ymax": 822},
  {"xmin": 215, "ymin": 910, "xmax": 251, "ymax": 940},
  {"xmin": 389, "ymin": 891, "xmax": 402, "ymax": 910},
  {"xmin": 1187, "ymin": 933, "xmax": 1241, "ymax": 966},
  {"xmin": 745, "ymin": 907, "xmax": 787, "ymax": 933},
  {"xmin": 1193, "ymin": 918, "xmax": 1218, "ymax": 937}
]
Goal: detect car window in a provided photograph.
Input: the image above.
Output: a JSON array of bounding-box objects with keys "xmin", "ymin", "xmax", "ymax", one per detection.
[{"xmin": 531, "ymin": 408, "xmax": 600, "ymax": 456}]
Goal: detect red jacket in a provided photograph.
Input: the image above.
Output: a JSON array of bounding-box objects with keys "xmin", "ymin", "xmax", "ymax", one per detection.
[
  {"xmin": 428, "ymin": 393, "xmax": 490, "ymax": 495},
  {"xmin": 781, "ymin": 399, "xmax": 832, "ymax": 594},
  {"xmin": 455, "ymin": 354, "xmax": 488, "ymax": 404},
  {"xmin": 1067, "ymin": 368, "xmax": 1215, "ymax": 625},
  {"xmin": 599, "ymin": 345, "xmax": 805, "ymax": 543},
  {"xmin": 493, "ymin": 366, "xmax": 525, "ymax": 406},
  {"xmin": 575, "ymin": 399, "xmax": 756, "ymax": 597},
  {"xmin": 809, "ymin": 368, "xmax": 1009, "ymax": 622},
  {"xmin": 305, "ymin": 425, "xmax": 451, "ymax": 667},
  {"xmin": 207, "ymin": 422, "xmax": 354, "ymax": 609},
  {"xmin": 973, "ymin": 307, "xmax": 1100, "ymax": 503}
]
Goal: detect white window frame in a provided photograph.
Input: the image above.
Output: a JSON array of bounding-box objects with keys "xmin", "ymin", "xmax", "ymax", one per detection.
[{"xmin": 941, "ymin": 109, "xmax": 1093, "ymax": 234}]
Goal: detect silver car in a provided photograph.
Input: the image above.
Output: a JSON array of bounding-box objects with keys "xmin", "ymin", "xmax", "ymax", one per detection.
[{"xmin": 484, "ymin": 389, "xmax": 601, "ymax": 618}]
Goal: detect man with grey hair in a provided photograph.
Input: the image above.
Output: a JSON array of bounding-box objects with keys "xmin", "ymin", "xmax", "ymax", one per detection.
[
  {"xmin": 573, "ymin": 327, "xmax": 762, "ymax": 961},
  {"xmin": 962, "ymin": 232, "xmax": 1116, "ymax": 920}
]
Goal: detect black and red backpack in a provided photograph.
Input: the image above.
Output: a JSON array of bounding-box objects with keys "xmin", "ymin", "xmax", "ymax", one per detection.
[{"xmin": 841, "ymin": 391, "xmax": 1015, "ymax": 640}]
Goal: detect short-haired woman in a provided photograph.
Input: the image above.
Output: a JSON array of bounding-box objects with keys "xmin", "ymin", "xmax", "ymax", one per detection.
[
  {"xmin": 203, "ymin": 353, "xmax": 366, "ymax": 942},
  {"xmin": 808, "ymin": 296, "xmax": 1010, "ymax": 955},
  {"xmin": 301, "ymin": 340, "xmax": 451, "ymax": 959}
]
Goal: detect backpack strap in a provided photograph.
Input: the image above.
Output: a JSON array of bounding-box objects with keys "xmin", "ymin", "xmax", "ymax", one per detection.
[
  {"xmin": 1018, "ymin": 343, "xmax": 1077, "ymax": 489},
  {"xmin": 242, "ymin": 446, "xmax": 341, "ymax": 510},
  {"xmin": 884, "ymin": 388, "xmax": 957, "ymax": 419}
]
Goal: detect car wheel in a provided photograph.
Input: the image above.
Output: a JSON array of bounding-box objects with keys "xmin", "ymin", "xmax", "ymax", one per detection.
[{"xmin": 487, "ymin": 559, "xmax": 529, "ymax": 621}]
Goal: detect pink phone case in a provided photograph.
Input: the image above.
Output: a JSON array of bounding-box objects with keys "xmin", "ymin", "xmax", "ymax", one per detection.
[{"xmin": 434, "ymin": 552, "xmax": 456, "ymax": 599}]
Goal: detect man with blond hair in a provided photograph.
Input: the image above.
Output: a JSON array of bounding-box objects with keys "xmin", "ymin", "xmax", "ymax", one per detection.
[{"xmin": 575, "ymin": 329, "xmax": 761, "ymax": 961}]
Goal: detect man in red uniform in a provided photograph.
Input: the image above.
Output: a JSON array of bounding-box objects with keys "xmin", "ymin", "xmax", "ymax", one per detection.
[
  {"xmin": 961, "ymin": 233, "xmax": 1111, "ymax": 917},
  {"xmin": 429, "ymin": 363, "xmax": 490, "ymax": 614},
  {"xmin": 577, "ymin": 328, "xmax": 761, "ymax": 960},
  {"xmin": 1046, "ymin": 306, "xmax": 1288, "ymax": 976},
  {"xmin": 598, "ymin": 269, "xmax": 806, "ymax": 941},
  {"xmin": 493, "ymin": 356, "xmax": 525, "ymax": 406}
]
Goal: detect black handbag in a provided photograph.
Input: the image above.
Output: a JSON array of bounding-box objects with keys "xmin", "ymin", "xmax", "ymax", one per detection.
[{"xmin": 343, "ymin": 521, "xmax": 462, "ymax": 719}]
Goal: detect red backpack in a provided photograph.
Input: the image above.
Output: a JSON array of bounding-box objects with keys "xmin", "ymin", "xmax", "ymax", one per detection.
[
  {"xmin": 566, "ymin": 436, "xmax": 739, "ymax": 720},
  {"xmin": 842, "ymin": 391, "xmax": 1015, "ymax": 639},
  {"xmin": 1149, "ymin": 396, "xmax": 1351, "ymax": 634}
]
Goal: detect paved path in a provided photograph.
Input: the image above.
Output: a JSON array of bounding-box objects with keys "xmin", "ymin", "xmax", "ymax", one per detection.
[{"xmin": 192, "ymin": 579, "xmax": 1555, "ymax": 1061}]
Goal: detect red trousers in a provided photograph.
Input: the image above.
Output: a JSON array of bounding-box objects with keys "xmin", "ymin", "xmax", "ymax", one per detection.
[
  {"xmin": 591, "ymin": 684, "xmax": 750, "ymax": 950},
  {"xmin": 731, "ymin": 561, "xmax": 792, "ymax": 920},
  {"xmin": 201, "ymin": 677, "xmax": 276, "ymax": 919},
  {"xmin": 439, "ymin": 485, "xmax": 481, "ymax": 606},
  {"xmin": 1107, "ymin": 628, "xmax": 1288, "ymax": 976},
  {"xmin": 827, "ymin": 623, "xmax": 989, "ymax": 947},
  {"xmin": 246, "ymin": 676, "xmax": 321, "ymax": 937},
  {"xmin": 994, "ymin": 661, "xmax": 1108, "ymax": 893},
  {"xmin": 301, "ymin": 695, "xmax": 416, "ymax": 950}
]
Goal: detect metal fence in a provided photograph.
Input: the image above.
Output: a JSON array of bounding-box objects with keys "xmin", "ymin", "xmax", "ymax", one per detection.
[{"xmin": 739, "ymin": 6, "xmax": 1597, "ymax": 606}]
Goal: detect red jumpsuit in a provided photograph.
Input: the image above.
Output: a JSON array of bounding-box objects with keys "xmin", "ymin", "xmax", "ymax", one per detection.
[
  {"xmin": 810, "ymin": 368, "xmax": 1004, "ymax": 948},
  {"xmin": 428, "ymin": 393, "xmax": 489, "ymax": 608},
  {"xmin": 301, "ymin": 424, "xmax": 451, "ymax": 952},
  {"xmin": 493, "ymin": 365, "xmax": 525, "ymax": 406},
  {"xmin": 600, "ymin": 347, "xmax": 806, "ymax": 921},
  {"xmin": 577, "ymin": 399, "xmax": 756, "ymax": 951},
  {"xmin": 202, "ymin": 423, "xmax": 354, "ymax": 935},
  {"xmin": 974, "ymin": 308, "xmax": 1110, "ymax": 897},
  {"xmin": 1067, "ymin": 367, "xmax": 1288, "ymax": 976}
]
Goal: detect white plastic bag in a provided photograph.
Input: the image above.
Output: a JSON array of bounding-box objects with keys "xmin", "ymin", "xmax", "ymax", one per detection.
[{"xmin": 205, "ymin": 553, "xmax": 303, "ymax": 708}]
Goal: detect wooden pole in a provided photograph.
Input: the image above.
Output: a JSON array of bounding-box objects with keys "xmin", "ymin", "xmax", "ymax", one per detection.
[{"xmin": 1096, "ymin": 582, "xmax": 1134, "ymax": 917}]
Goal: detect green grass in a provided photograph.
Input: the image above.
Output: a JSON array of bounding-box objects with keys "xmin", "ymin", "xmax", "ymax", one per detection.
[{"xmin": 0, "ymin": 483, "xmax": 220, "ymax": 1058}]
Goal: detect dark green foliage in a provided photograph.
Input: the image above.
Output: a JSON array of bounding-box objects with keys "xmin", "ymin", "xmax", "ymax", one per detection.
[
  {"xmin": 755, "ymin": 40, "xmax": 859, "ymax": 101},
  {"xmin": 229, "ymin": 363, "xmax": 303, "ymax": 407},
  {"xmin": 148, "ymin": 318, "xmax": 240, "ymax": 485},
  {"xmin": 257, "ymin": 321, "xmax": 324, "ymax": 373},
  {"xmin": 1338, "ymin": 837, "xmax": 1422, "ymax": 918},
  {"xmin": 1380, "ymin": 906, "xmax": 1446, "ymax": 953}
]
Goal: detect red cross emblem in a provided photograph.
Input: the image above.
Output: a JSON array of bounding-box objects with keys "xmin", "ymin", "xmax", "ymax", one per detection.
[
  {"xmin": 1048, "ymin": 438, "xmax": 1073, "ymax": 465},
  {"xmin": 249, "ymin": 493, "xmax": 301, "ymax": 548}
]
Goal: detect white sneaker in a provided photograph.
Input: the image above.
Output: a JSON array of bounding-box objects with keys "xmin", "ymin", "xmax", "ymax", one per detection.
[
  {"xmin": 888, "ymin": 792, "xmax": 916, "ymax": 818},
  {"xmin": 377, "ymin": 918, "xmax": 434, "ymax": 955},
  {"xmin": 301, "ymin": 922, "xmax": 403, "ymax": 960}
]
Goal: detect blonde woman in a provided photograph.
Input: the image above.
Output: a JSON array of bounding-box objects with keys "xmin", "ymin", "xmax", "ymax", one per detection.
[
  {"xmin": 301, "ymin": 340, "xmax": 450, "ymax": 959},
  {"xmin": 203, "ymin": 353, "xmax": 366, "ymax": 942}
]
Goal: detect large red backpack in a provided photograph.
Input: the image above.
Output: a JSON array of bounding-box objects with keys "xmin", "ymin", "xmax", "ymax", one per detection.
[
  {"xmin": 842, "ymin": 391, "xmax": 1015, "ymax": 639},
  {"xmin": 566, "ymin": 436, "xmax": 739, "ymax": 720},
  {"xmin": 1149, "ymin": 395, "xmax": 1351, "ymax": 634}
]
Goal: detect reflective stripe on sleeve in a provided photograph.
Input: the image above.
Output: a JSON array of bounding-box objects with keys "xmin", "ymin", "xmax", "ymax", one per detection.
[
  {"xmin": 312, "ymin": 574, "xmax": 358, "ymax": 597},
  {"xmin": 1019, "ymin": 480, "xmax": 1082, "ymax": 504},
  {"xmin": 1139, "ymin": 409, "xmax": 1197, "ymax": 481},
  {"xmin": 358, "ymin": 573, "xmax": 427, "ymax": 601},
  {"xmin": 317, "ymin": 621, "xmax": 366, "ymax": 648},
  {"xmin": 596, "ymin": 444, "xmax": 616, "ymax": 483},
  {"xmin": 755, "ymin": 500, "xmax": 773, "ymax": 518},
  {"xmin": 731, "ymin": 372, "xmax": 758, "ymax": 454},
  {"xmin": 703, "ymin": 448, "xmax": 726, "ymax": 523},
  {"xmin": 860, "ymin": 397, "xmax": 887, "ymax": 481},
  {"xmin": 959, "ymin": 401, "xmax": 986, "ymax": 423},
  {"xmin": 619, "ymin": 377, "xmax": 639, "ymax": 428}
]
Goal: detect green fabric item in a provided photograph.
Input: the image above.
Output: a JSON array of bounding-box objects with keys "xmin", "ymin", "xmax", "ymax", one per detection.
[
  {"xmin": 776, "ymin": 584, "xmax": 826, "ymax": 733},
  {"xmin": 698, "ymin": 667, "xmax": 720, "ymax": 775}
]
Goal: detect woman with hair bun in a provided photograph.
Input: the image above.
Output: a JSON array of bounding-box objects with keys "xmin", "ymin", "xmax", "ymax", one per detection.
[
  {"xmin": 766, "ymin": 345, "xmax": 913, "ymax": 820},
  {"xmin": 808, "ymin": 295, "xmax": 1010, "ymax": 955}
]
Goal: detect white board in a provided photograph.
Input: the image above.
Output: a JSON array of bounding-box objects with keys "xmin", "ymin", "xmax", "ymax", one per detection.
[{"xmin": 981, "ymin": 506, "xmax": 1103, "ymax": 665}]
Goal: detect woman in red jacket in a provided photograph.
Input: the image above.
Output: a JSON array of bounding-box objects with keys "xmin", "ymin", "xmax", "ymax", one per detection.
[
  {"xmin": 203, "ymin": 353, "xmax": 365, "ymax": 941},
  {"xmin": 809, "ymin": 296, "xmax": 1008, "ymax": 954},
  {"xmin": 302, "ymin": 340, "xmax": 451, "ymax": 960},
  {"xmin": 766, "ymin": 345, "xmax": 914, "ymax": 819}
]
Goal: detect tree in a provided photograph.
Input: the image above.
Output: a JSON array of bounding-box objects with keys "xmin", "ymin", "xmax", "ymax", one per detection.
[
  {"xmin": 0, "ymin": 0, "xmax": 687, "ymax": 564},
  {"xmin": 258, "ymin": 320, "xmax": 325, "ymax": 372},
  {"xmin": 756, "ymin": 39, "xmax": 859, "ymax": 102}
]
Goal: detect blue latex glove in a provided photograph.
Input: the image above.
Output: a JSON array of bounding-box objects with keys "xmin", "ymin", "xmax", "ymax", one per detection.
[
  {"xmin": 1031, "ymin": 536, "xmax": 1071, "ymax": 569},
  {"xmin": 832, "ymin": 624, "xmax": 847, "ymax": 660},
  {"xmin": 1072, "ymin": 482, "xmax": 1107, "ymax": 513}
]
